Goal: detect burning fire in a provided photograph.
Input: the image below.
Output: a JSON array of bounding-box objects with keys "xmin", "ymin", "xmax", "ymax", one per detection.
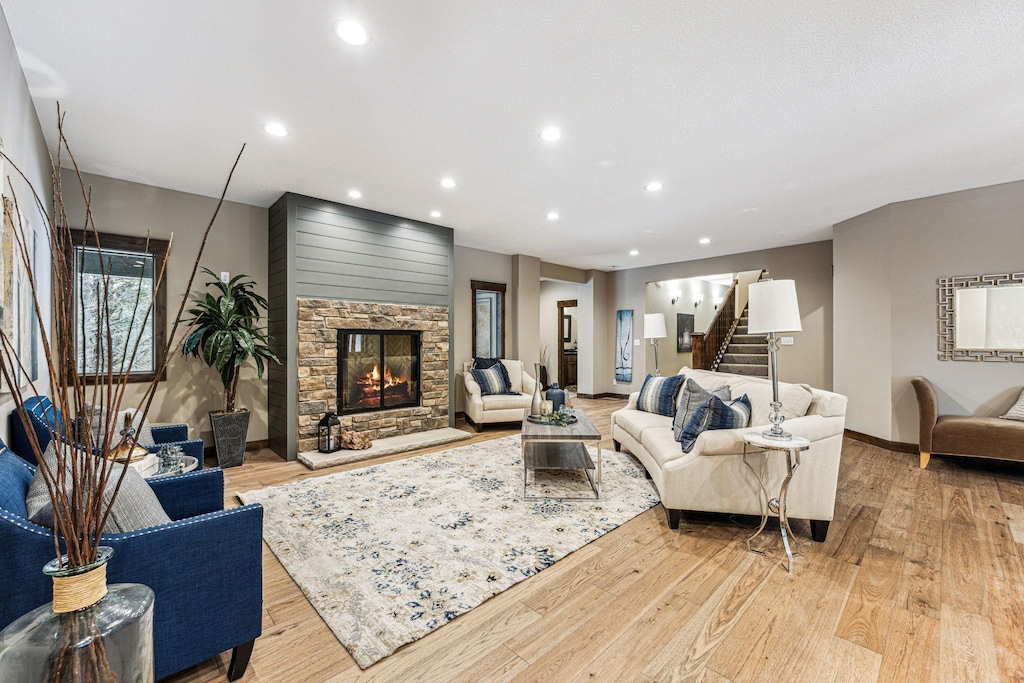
[{"xmin": 349, "ymin": 363, "xmax": 412, "ymax": 409}]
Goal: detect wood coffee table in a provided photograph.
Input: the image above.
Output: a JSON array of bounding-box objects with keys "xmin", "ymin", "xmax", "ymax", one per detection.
[{"xmin": 520, "ymin": 408, "xmax": 602, "ymax": 500}]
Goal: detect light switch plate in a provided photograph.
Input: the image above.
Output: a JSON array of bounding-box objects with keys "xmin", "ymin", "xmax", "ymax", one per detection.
[
  {"xmin": 634, "ymin": 339, "xmax": 641, "ymax": 346},
  {"xmin": 220, "ymin": 271, "xmax": 230, "ymax": 283},
  {"xmin": 780, "ymin": 336, "xmax": 795, "ymax": 346}
]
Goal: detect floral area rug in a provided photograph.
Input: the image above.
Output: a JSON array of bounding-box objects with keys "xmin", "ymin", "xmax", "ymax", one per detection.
[{"xmin": 238, "ymin": 434, "xmax": 660, "ymax": 668}]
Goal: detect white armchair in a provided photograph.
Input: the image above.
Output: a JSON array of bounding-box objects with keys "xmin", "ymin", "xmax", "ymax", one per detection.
[{"xmin": 462, "ymin": 360, "xmax": 536, "ymax": 432}]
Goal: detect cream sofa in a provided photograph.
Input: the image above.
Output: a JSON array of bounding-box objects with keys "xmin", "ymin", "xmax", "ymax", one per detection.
[
  {"xmin": 611, "ymin": 367, "xmax": 847, "ymax": 541},
  {"xmin": 462, "ymin": 360, "xmax": 537, "ymax": 432}
]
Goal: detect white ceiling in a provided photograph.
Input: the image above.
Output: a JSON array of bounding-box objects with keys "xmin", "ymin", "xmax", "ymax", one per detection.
[{"xmin": 4, "ymin": 1, "xmax": 1024, "ymax": 270}]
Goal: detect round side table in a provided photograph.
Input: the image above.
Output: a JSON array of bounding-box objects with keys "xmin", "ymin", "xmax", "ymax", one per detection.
[{"xmin": 742, "ymin": 433, "xmax": 811, "ymax": 575}]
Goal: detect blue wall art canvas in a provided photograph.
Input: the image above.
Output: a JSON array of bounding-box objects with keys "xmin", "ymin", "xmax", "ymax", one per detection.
[{"xmin": 615, "ymin": 309, "xmax": 633, "ymax": 382}]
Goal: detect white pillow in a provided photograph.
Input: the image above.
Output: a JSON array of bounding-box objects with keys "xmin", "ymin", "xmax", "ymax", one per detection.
[{"xmin": 1002, "ymin": 389, "xmax": 1024, "ymax": 422}]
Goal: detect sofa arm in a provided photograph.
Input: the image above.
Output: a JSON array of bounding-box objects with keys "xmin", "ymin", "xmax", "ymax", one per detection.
[
  {"xmin": 148, "ymin": 468, "xmax": 225, "ymax": 520},
  {"xmin": 102, "ymin": 504, "xmax": 264, "ymax": 680},
  {"xmin": 152, "ymin": 424, "xmax": 188, "ymax": 443},
  {"xmin": 522, "ymin": 369, "xmax": 537, "ymax": 396},
  {"xmin": 911, "ymin": 377, "xmax": 937, "ymax": 453},
  {"xmin": 464, "ymin": 372, "xmax": 483, "ymax": 401},
  {"xmin": 697, "ymin": 414, "xmax": 846, "ymax": 456},
  {"xmin": 626, "ymin": 392, "xmax": 640, "ymax": 410}
]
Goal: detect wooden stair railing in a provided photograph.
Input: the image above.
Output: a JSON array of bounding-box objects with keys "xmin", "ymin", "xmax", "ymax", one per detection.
[{"xmin": 691, "ymin": 268, "xmax": 769, "ymax": 371}]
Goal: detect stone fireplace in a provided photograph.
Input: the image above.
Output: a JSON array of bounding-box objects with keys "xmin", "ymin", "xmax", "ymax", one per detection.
[{"xmin": 296, "ymin": 298, "xmax": 449, "ymax": 453}]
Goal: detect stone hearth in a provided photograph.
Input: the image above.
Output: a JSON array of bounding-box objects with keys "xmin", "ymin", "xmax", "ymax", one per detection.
[{"xmin": 296, "ymin": 298, "xmax": 449, "ymax": 452}]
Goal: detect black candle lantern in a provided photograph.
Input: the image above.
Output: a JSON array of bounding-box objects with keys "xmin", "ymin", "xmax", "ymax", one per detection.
[{"xmin": 318, "ymin": 412, "xmax": 341, "ymax": 453}]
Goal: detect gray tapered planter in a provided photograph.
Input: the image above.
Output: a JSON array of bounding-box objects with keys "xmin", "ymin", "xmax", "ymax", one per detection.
[{"xmin": 209, "ymin": 409, "xmax": 250, "ymax": 468}]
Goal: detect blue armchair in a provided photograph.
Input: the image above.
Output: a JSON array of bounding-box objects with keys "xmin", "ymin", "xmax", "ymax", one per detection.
[
  {"xmin": 9, "ymin": 396, "xmax": 205, "ymax": 466},
  {"xmin": 0, "ymin": 441, "xmax": 263, "ymax": 680}
]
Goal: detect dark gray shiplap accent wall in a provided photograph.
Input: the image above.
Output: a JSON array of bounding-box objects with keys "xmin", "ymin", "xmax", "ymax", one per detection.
[
  {"xmin": 267, "ymin": 195, "xmax": 293, "ymax": 459},
  {"xmin": 267, "ymin": 193, "xmax": 456, "ymax": 461}
]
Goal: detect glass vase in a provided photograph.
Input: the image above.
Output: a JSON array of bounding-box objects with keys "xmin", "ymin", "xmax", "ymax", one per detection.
[
  {"xmin": 531, "ymin": 363, "xmax": 544, "ymax": 417},
  {"xmin": 0, "ymin": 547, "xmax": 155, "ymax": 682}
]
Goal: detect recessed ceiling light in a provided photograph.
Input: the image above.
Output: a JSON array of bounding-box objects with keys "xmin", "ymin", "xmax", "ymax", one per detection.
[
  {"xmin": 348, "ymin": 189, "xmax": 362, "ymax": 199},
  {"xmin": 540, "ymin": 126, "xmax": 562, "ymax": 142},
  {"xmin": 334, "ymin": 20, "xmax": 371, "ymax": 46},
  {"xmin": 261, "ymin": 121, "xmax": 289, "ymax": 137},
  {"xmin": 644, "ymin": 181, "xmax": 663, "ymax": 192},
  {"xmin": 546, "ymin": 211, "xmax": 560, "ymax": 220},
  {"xmin": 741, "ymin": 207, "xmax": 759, "ymax": 213},
  {"xmin": 430, "ymin": 210, "xmax": 441, "ymax": 219},
  {"xmin": 439, "ymin": 177, "xmax": 457, "ymax": 189},
  {"xmin": 699, "ymin": 237, "xmax": 711, "ymax": 245},
  {"xmin": 629, "ymin": 249, "xmax": 640, "ymax": 256}
]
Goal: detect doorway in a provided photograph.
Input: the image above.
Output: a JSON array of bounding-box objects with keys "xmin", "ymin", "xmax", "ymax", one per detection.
[{"xmin": 557, "ymin": 299, "xmax": 578, "ymax": 391}]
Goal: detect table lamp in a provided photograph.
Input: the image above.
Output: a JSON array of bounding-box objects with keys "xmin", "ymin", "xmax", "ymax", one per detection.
[
  {"xmin": 644, "ymin": 313, "xmax": 667, "ymax": 376},
  {"xmin": 747, "ymin": 279, "xmax": 802, "ymax": 440}
]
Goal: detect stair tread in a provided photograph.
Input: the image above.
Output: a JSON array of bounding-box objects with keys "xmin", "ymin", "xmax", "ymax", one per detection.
[
  {"xmin": 717, "ymin": 363, "xmax": 770, "ymax": 376},
  {"xmin": 730, "ymin": 334, "xmax": 765, "ymax": 344},
  {"xmin": 722, "ymin": 353, "xmax": 768, "ymax": 364}
]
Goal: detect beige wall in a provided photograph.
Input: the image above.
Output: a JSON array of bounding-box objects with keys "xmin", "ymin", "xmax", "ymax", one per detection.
[
  {"xmin": 539, "ymin": 280, "xmax": 581, "ymax": 383},
  {"xmin": 452, "ymin": 245, "xmax": 513, "ymax": 411},
  {"xmin": 645, "ymin": 278, "xmax": 731, "ymax": 376},
  {"xmin": 61, "ymin": 172, "xmax": 268, "ymax": 445},
  {"xmin": 834, "ymin": 180, "xmax": 1024, "ymax": 444},
  {"xmin": 605, "ymin": 241, "xmax": 834, "ymax": 396},
  {"xmin": 0, "ymin": 5, "xmax": 52, "ymax": 443}
]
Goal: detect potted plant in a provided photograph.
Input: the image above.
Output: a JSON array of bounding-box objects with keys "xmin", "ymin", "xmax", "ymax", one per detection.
[{"xmin": 182, "ymin": 268, "xmax": 279, "ymax": 467}]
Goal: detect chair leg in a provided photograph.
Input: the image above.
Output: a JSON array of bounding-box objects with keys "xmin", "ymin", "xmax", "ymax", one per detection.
[
  {"xmin": 810, "ymin": 520, "xmax": 830, "ymax": 543},
  {"xmin": 920, "ymin": 452, "xmax": 930, "ymax": 469},
  {"xmin": 666, "ymin": 507, "xmax": 681, "ymax": 530},
  {"xmin": 228, "ymin": 640, "xmax": 255, "ymax": 681}
]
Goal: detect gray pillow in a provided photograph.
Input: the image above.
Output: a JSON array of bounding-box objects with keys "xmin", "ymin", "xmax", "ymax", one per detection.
[
  {"xmin": 26, "ymin": 441, "xmax": 171, "ymax": 533},
  {"xmin": 84, "ymin": 405, "xmax": 156, "ymax": 448},
  {"xmin": 673, "ymin": 379, "xmax": 732, "ymax": 441}
]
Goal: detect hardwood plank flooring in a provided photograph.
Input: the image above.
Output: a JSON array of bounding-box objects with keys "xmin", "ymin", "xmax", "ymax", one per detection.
[{"xmin": 165, "ymin": 397, "xmax": 1024, "ymax": 682}]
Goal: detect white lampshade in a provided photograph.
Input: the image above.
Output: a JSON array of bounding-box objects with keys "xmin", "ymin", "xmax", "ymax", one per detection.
[
  {"xmin": 748, "ymin": 280, "xmax": 802, "ymax": 334},
  {"xmin": 643, "ymin": 313, "xmax": 667, "ymax": 339}
]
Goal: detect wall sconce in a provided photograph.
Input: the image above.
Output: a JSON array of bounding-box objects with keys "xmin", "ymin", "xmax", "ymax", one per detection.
[
  {"xmin": 670, "ymin": 289, "xmax": 682, "ymax": 305},
  {"xmin": 694, "ymin": 296, "xmax": 703, "ymax": 308},
  {"xmin": 714, "ymin": 296, "xmax": 723, "ymax": 310}
]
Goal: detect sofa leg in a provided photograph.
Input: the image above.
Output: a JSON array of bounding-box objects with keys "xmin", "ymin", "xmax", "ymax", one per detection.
[
  {"xmin": 613, "ymin": 439, "xmax": 621, "ymax": 452},
  {"xmin": 228, "ymin": 640, "xmax": 255, "ymax": 681},
  {"xmin": 667, "ymin": 507, "xmax": 681, "ymax": 530},
  {"xmin": 810, "ymin": 520, "xmax": 830, "ymax": 543},
  {"xmin": 920, "ymin": 452, "xmax": 930, "ymax": 469},
  {"xmin": 644, "ymin": 468, "xmax": 652, "ymax": 480},
  {"xmin": 475, "ymin": 421, "xmax": 484, "ymax": 433}
]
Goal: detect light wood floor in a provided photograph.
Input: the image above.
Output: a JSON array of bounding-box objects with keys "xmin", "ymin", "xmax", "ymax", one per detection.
[{"xmin": 167, "ymin": 396, "xmax": 1024, "ymax": 682}]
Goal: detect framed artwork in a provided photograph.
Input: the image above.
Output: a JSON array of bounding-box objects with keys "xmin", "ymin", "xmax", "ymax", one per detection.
[
  {"xmin": 676, "ymin": 313, "xmax": 695, "ymax": 353},
  {"xmin": 615, "ymin": 309, "xmax": 633, "ymax": 382},
  {"xmin": 0, "ymin": 196, "xmax": 39, "ymax": 393}
]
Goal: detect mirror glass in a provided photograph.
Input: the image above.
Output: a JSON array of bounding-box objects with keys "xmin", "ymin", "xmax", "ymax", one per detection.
[
  {"xmin": 955, "ymin": 285, "xmax": 1024, "ymax": 350},
  {"xmin": 472, "ymin": 280, "xmax": 505, "ymax": 357}
]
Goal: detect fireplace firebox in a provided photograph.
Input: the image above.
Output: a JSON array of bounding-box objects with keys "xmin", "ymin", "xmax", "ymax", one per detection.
[{"xmin": 338, "ymin": 330, "xmax": 421, "ymax": 415}]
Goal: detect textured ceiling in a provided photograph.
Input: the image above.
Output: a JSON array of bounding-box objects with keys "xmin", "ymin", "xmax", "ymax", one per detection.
[{"xmin": 4, "ymin": 1, "xmax": 1024, "ymax": 270}]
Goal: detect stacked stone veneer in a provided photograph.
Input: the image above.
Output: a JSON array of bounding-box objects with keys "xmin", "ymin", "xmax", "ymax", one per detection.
[{"xmin": 296, "ymin": 298, "xmax": 449, "ymax": 452}]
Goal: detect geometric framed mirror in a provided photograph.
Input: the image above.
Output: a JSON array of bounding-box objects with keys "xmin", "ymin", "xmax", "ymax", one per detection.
[{"xmin": 938, "ymin": 271, "xmax": 1024, "ymax": 362}]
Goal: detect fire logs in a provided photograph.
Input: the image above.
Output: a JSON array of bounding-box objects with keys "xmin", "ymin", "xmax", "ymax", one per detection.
[{"xmin": 340, "ymin": 430, "xmax": 372, "ymax": 450}]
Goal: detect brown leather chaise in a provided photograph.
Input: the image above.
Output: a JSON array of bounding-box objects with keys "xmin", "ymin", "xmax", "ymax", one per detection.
[{"xmin": 911, "ymin": 376, "xmax": 1024, "ymax": 468}]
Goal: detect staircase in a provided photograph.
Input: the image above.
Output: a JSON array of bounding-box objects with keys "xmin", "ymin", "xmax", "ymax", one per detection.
[{"xmin": 716, "ymin": 304, "xmax": 769, "ymax": 377}]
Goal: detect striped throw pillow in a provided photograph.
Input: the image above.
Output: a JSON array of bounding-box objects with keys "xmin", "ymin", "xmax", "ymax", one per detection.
[
  {"xmin": 673, "ymin": 379, "xmax": 732, "ymax": 441},
  {"xmin": 471, "ymin": 365, "xmax": 510, "ymax": 396},
  {"xmin": 679, "ymin": 394, "xmax": 752, "ymax": 453},
  {"xmin": 636, "ymin": 374, "xmax": 686, "ymax": 417},
  {"xmin": 1002, "ymin": 389, "xmax": 1024, "ymax": 422}
]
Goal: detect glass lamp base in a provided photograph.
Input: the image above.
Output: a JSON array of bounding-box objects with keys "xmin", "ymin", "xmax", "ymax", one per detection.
[{"xmin": 761, "ymin": 429, "xmax": 793, "ymax": 441}]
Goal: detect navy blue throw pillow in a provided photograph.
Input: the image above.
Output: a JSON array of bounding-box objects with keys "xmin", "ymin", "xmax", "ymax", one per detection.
[
  {"xmin": 473, "ymin": 358, "xmax": 515, "ymax": 393},
  {"xmin": 636, "ymin": 374, "xmax": 686, "ymax": 417},
  {"xmin": 471, "ymin": 365, "xmax": 510, "ymax": 396},
  {"xmin": 679, "ymin": 394, "xmax": 752, "ymax": 453}
]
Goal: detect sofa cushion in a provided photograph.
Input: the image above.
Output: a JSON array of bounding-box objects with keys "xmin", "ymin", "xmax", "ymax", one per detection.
[
  {"xmin": 615, "ymin": 409, "xmax": 673, "ymax": 443},
  {"xmin": 471, "ymin": 365, "xmax": 511, "ymax": 396},
  {"xmin": 637, "ymin": 374, "xmax": 685, "ymax": 417},
  {"xmin": 933, "ymin": 415, "xmax": 1024, "ymax": 460},
  {"xmin": 672, "ymin": 379, "xmax": 732, "ymax": 441},
  {"xmin": 25, "ymin": 441, "xmax": 171, "ymax": 533},
  {"xmin": 730, "ymin": 378, "xmax": 813, "ymax": 426},
  {"xmin": 641, "ymin": 427, "xmax": 690, "ymax": 469},
  {"xmin": 679, "ymin": 368, "xmax": 732, "ymax": 392},
  {"xmin": 0, "ymin": 449, "xmax": 34, "ymax": 518},
  {"xmin": 481, "ymin": 393, "xmax": 531, "ymax": 411},
  {"xmin": 680, "ymin": 395, "xmax": 752, "ymax": 453},
  {"xmin": 1002, "ymin": 388, "xmax": 1024, "ymax": 421}
]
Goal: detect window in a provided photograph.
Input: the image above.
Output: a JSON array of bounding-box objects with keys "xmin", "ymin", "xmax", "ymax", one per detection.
[
  {"xmin": 471, "ymin": 280, "xmax": 506, "ymax": 358},
  {"xmin": 68, "ymin": 230, "xmax": 168, "ymax": 382}
]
